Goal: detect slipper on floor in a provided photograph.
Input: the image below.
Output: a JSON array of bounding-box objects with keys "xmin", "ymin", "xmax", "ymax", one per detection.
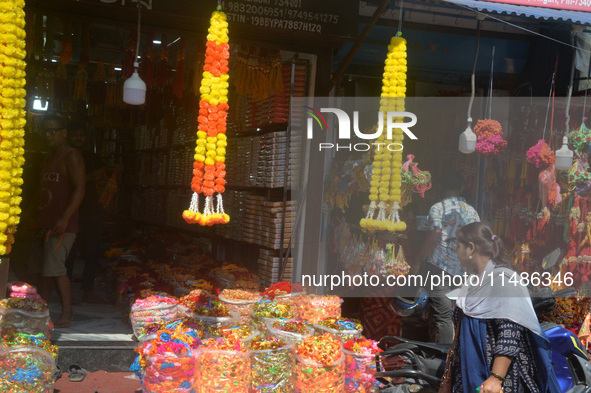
[{"xmin": 68, "ymin": 364, "xmax": 87, "ymax": 382}]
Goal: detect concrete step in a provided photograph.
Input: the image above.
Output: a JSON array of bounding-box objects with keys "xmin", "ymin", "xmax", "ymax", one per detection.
[{"xmin": 55, "ymin": 340, "xmax": 138, "ymax": 373}]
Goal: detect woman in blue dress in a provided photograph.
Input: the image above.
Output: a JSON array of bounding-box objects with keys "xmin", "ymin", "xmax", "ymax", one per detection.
[{"xmin": 450, "ymin": 222, "xmax": 561, "ymax": 393}]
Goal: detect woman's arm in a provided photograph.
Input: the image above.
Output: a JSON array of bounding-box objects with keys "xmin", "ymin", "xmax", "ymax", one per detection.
[{"xmin": 480, "ymin": 355, "xmax": 511, "ymax": 393}]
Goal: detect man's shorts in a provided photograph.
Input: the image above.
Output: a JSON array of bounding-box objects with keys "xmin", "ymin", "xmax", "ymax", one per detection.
[{"xmin": 28, "ymin": 232, "xmax": 76, "ymax": 277}]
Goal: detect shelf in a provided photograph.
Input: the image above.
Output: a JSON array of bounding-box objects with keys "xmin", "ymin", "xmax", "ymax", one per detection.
[{"xmin": 229, "ymin": 123, "xmax": 288, "ymax": 138}]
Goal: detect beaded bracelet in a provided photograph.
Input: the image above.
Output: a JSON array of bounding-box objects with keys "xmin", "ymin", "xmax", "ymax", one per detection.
[{"xmin": 491, "ymin": 371, "xmax": 505, "ymax": 382}]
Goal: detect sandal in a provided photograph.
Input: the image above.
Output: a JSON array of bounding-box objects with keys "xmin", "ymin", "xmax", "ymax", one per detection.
[
  {"xmin": 53, "ymin": 365, "xmax": 63, "ymax": 382},
  {"xmin": 68, "ymin": 364, "xmax": 87, "ymax": 382}
]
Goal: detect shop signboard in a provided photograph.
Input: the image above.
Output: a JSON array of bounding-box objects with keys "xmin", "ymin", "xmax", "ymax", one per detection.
[{"xmin": 80, "ymin": 0, "xmax": 358, "ymax": 38}]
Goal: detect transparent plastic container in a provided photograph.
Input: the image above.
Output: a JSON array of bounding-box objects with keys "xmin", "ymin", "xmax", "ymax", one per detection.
[
  {"xmin": 273, "ymin": 292, "xmax": 305, "ymax": 310},
  {"xmin": 343, "ymin": 349, "xmax": 379, "ymax": 393},
  {"xmin": 130, "ymin": 303, "xmax": 179, "ymax": 338},
  {"xmin": 142, "ymin": 350, "xmax": 199, "ymax": 393},
  {"xmin": 251, "ymin": 313, "xmax": 289, "ymax": 333},
  {"xmin": 266, "ymin": 319, "xmax": 314, "ymax": 344},
  {"xmin": 251, "ymin": 343, "xmax": 295, "ymax": 392},
  {"xmin": 0, "ymin": 345, "xmax": 56, "ymax": 393},
  {"xmin": 0, "ymin": 308, "xmax": 50, "ymax": 336},
  {"xmin": 219, "ymin": 294, "xmax": 260, "ymax": 325},
  {"xmin": 313, "ymin": 324, "xmax": 363, "ymax": 343},
  {"xmin": 294, "ymin": 353, "xmax": 345, "ymax": 393},
  {"xmin": 199, "ymin": 348, "xmax": 251, "ymax": 392},
  {"xmin": 191, "ymin": 310, "xmax": 240, "ymax": 329}
]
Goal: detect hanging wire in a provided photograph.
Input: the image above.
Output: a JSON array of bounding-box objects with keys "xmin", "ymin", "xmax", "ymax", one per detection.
[
  {"xmin": 467, "ymin": 18, "xmax": 482, "ymax": 126},
  {"xmin": 485, "ymin": 46, "xmax": 495, "ymax": 119},
  {"xmin": 217, "ymin": 0, "xmax": 222, "ymax": 11},
  {"xmin": 542, "ymin": 56, "xmax": 558, "ymax": 142},
  {"xmin": 583, "ymin": 51, "xmax": 591, "ymax": 122},
  {"xmin": 135, "ymin": 2, "xmax": 141, "ymax": 67},
  {"xmin": 397, "ymin": 0, "xmax": 404, "ymax": 36}
]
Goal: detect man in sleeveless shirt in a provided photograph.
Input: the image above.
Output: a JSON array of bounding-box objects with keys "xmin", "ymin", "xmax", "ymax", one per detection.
[
  {"xmin": 414, "ymin": 171, "xmax": 479, "ymax": 343},
  {"xmin": 34, "ymin": 115, "xmax": 86, "ymax": 328}
]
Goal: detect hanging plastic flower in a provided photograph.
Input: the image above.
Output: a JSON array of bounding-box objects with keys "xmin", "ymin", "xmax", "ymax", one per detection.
[
  {"xmin": 183, "ymin": 8, "xmax": 230, "ymax": 226},
  {"xmin": 359, "ymin": 34, "xmax": 408, "ymax": 233},
  {"xmin": 568, "ymin": 123, "xmax": 591, "ymax": 153},
  {"xmin": 0, "ymin": 0, "xmax": 26, "ymax": 255},
  {"xmin": 473, "ymin": 119, "xmax": 507, "ymax": 157},
  {"xmin": 526, "ymin": 139, "xmax": 555, "ymax": 169},
  {"xmin": 401, "ymin": 154, "xmax": 431, "ymax": 198}
]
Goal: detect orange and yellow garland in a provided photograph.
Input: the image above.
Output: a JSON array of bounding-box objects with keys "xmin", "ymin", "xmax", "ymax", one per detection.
[
  {"xmin": 360, "ymin": 35, "xmax": 407, "ymax": 232},
  {"xmin": 0, "ymin": 0, "xmax": 26, "ymax": 255},
  {"xmin": 183, "ymin": 9, "xmax": 230, "ymax": 226}
]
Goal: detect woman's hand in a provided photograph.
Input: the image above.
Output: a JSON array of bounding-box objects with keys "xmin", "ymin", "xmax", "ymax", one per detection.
[{"xmin": 479, "ymin": 376, "xmax": 503, "ymax": 393}]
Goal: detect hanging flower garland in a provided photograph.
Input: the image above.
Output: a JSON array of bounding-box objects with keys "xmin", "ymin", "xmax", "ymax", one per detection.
[
  {"xmin": 360, "ymin": 34, "xmax": 407, "ymax": 232},
  {"xmin": 473, "ymin": 119, "xmax": 507, "ymax": 157},
  {"xmin": 183, "ymin": 8, "xmax": 230, "ymax": 226},
  {"xmin": 0, "ymin": 0, "xmax": 26, "ymax": 256}
]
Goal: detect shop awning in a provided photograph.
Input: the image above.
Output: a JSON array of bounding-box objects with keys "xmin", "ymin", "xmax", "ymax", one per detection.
[{"xmin": 439, "ymin": 0, "xmax": 591, "ymax": 26}]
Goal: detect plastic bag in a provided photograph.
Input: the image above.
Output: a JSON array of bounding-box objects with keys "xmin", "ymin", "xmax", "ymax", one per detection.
[
  {"xmin": 219, "ymin": 294, "xmax": 259, "ymax": 325},
  {"xmin": 251, "ymin": 313, "xmax": 289, "ymax": 333},
  {"xmin": 343, "ymin": 349, "xmax": 379, "ymax": 393},
  {"xmin": 0, "ymin": 308, "xmax": 50, "ymax": 336},
  {"xmin": 266, "ymin": 319, "xmax": 314, "ymax": 344},
  {"xmin": 295, "ymin": 353, "xmax": 345, "ymax": 393},
  {"xmin": 313, "ymin": 324, "xmax": 362, "ymax": 343},
  {"xmin": 199, "ymin": 348, "xmax": 251, "ymax": 392},
  {"xmin": 0, "ymin": 345, "xmax": 56, "ymax": 393},
  {"xmin": 130, "ymin": 303, "xmax": 179, "ymax": 338},
  {"xmin": 192, "ymin": 310, "xmax": 240, "ymax": 328},
  {"xmin": 142, "ymin": 350, "xmax": 200, "ymax": 393},
  {"xmin": 273, "ymin": 292, "xmax": 305, "ymax": 310},
  {"xmin": 251, "ymin": 343, "xmax": 295, "ymax": 392}
]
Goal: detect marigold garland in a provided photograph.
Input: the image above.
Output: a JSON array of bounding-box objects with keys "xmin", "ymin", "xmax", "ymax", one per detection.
[
  {"xmin": 183, "ymin": 8, "xmax": 230, "ymax": 226},
  {"xmin": 360, "ymin": 34, "xmax": 407, "ymax": 232},
  {"xmin": 0, "ymin": 0, "xmax": 26, "ymax": 256}
]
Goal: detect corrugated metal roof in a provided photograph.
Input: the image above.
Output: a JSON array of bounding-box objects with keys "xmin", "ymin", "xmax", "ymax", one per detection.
[{"xmin": 439, "ymin": 0, "xmax": 591, "ymax": 26}]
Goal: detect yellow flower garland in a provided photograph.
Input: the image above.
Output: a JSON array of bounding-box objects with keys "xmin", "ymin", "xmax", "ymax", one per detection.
[
  {"xmin": 0, "ymin": 0, "xmax": 26, "ymax": 255},
  {"xmin": 360, "ymin": 35, "xmax": 407, "ymax": 232}
]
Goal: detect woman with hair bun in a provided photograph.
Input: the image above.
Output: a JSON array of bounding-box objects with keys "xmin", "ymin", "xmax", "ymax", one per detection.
[{"xmin": 446, "ymin": 222, "xmax": 560, "ymax": 393}]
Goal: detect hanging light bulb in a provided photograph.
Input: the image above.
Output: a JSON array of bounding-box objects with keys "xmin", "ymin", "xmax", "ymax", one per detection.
[
  {"xmin": 123, "ymin": 4, "xmax": 146, "ymax": 105},
  {"xmin": 555, "ymin": 136, "xmax": 573, "ymax": 170},
  {"xmin": 459, "ymin": 121, "xmax": 477, "ymax": 154}
]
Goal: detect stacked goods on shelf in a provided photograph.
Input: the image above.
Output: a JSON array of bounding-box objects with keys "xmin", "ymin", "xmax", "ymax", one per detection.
[
  {"xmin": 243, "ymin": 197, "xmax": 296, "ymax": 250},
  {"xmin": 131, "ymin": 188, "xmax": 168, "ymax": 225},
  {"xmin": 215, "ymin": 190, "xmax": 252, "ymax": 240},
  {"xmin": 258, "ymin": 249, "xmax": 292, "ymax": 287}
]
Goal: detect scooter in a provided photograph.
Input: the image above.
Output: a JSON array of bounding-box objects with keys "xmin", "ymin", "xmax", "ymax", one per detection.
[{"xmin": 376, "ymin": 250, "xmax": 591, "ymax": 393}]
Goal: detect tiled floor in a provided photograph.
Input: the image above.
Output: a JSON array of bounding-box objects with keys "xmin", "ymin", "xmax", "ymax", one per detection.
[{"xmin": 48, "ymin": 258, "xmax": 134, "ymax": 343}]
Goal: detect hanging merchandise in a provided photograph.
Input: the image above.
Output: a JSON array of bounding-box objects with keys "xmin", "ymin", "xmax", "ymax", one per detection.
[
  {"xmin": 526, "ymin": 139, "xmax": 561, "ymax": 209},
  {"xmin": 473, "ymin": 119, "xmax": 508, "ymax": 157},
  {"xmin": 360, "ymin": 34, "xmax": 407, "ymax": 233},
  {"xmin": 569, "ymin": 123, "xmax": 591, "ymax": 153},
  {"xmin": 400, "ymin": 154, "xmax": 431, "ymax": 200},
  {"xmin": 183, "ymin": 7, "xmax": 230, "ymax": 226},
  {"xmin": 73, "ymin": 63, "xmax": 88, "ymax": 101},
  {"xmin": 0, "ymin": 0, "xmax": 26, "ymax": 256},
  {"xmin": 105, "ymin": 62, "xmax": 118, "ymax": 107},
  {"xmin": 89, "ymin": 60, "xmax": 107, "ymax": 115}
]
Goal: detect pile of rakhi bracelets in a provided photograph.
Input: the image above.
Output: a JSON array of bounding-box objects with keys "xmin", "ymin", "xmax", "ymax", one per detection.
[
  {"xmin": 314, "ymin": 318, "xmax": 363, "ymax": 342},
  {"xmin": 219, "ymin": 289, "xmax": 260, "ymax": 325},
  {"xmin": 251, "ymin": 300, "xmax": 293, "ymax": 330},
  {"xmin": 208, "ymin": 325, "xmax": 259, "ymax": 343},
  {"xmin": 178, "ymin": 289, "xmax": 212, "ymax": 316},
  {"xmin": 139, "ymin": 330, "xmax": 200, "ymax": 393},
  {"xmin": 0, "ymin": 298, "xmax": 50, "ymax": 336},
  {"xmin": 295, "ymin": 333, "xmax": 345, "ymax": 393},
  {"xmin": 260, "ymin": 282, "xmax": 304, "ymax": 298},
  {"xmin": 130, "ymin": 295, "xmax": 179, "ymax": 338},
  {"xmin": 343, "ymin": 338, "xmax": 383, "ymax": 393},
  {"xmin": 297, "ymin": 295, "xmax": 342, "ymax": 324},
  {"xmin": 192, "ymin": 300, "xmax": 239, "ymax": 328},
  {"xmin": 250, "ymin": 336, "xmax": 294, "ymax": 393},
  {"xmin": 0, "ymin": 333, "xmax": 58, "ymax": 393},
  {"xmin": 200, "ymin": 337, "xmax": 251, "ymax": 392},
  {"xmin": 7, "ymin": 283, "xmax": 42, "ymax": 300},
  {"xmin": 267, "ymin": 320, "xmax": 313, "ymax": 344}
]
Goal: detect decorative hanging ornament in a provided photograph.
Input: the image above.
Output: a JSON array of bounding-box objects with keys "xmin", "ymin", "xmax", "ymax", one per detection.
[
  {"xmin": 183, "ymin": 8, "xmax": 230, "ymax": 226},
  {"xmin": 360, "ymin": 34, "xmax": 407, "ymax": 232},
  {"xmin": 473, "ymin": 119, "xmax": 508, "ymax": 157},
  {"xmin": 0, "ymin": 0, "xmax": 27, "ymax": 256}
]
